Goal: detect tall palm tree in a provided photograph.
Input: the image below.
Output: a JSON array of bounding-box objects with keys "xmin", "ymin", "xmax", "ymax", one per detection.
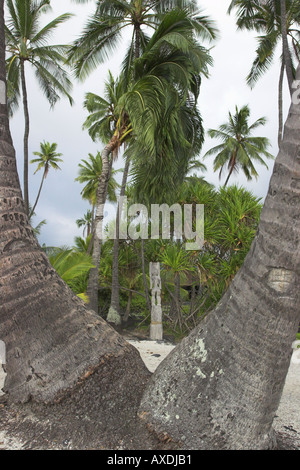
[
  {"xmin": 69, "ymin": 0, "xmax": 217, "ymax": 80},
  {"xmin": 75, "ymin": 151, "xmax": 120, "ymax": 258},
  {"xmin": 5, "ymin": 0, "xmax": 73, "ymax": 214},
  {"xmin": 0, "ymin": 0, "xmax": 151, "ymax": 415},
  {"xmin": 29, "ymin": 141, "xmax": 63, "ymax": 218},
  {"xmin": 228, "ymin": 0, "xmax": 300, "ymax": 144},
  {"xmin": 82, "ymin": 9, "xmax": 214, "ymax": 312},
  {"xmin": 204, "ymin": 105, "xmax": 273, "ymax": 187},
  {"xmin": 1, "ymin": 0, "xmax": 300, "ymax": 448}
]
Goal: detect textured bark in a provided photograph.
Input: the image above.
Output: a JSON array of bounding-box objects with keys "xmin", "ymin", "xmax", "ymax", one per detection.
[
  {"xmin": 139, "ymin": 67, "xmax": 300, "ymax": 449},
  {"xmin": 0, "ymin": 1, "xmax": 149, "ymax": 410},
  {"xmin": 280, "ymin": 0, "xmax": 294, "ymax": 96},
  {"xmin": 86, "ymin": 145, "xmax": 115, "ymax": 313},
  {"xmin": 107, "ymin": 156, "xmax": 130, "ymax": 324},
  {"xmin": 20, "ymin": 59, "xmax": 30, "ymax": 215},
  {"xmin": 278, "ymin": 59, "xmax": 284, "ymax": 147}
]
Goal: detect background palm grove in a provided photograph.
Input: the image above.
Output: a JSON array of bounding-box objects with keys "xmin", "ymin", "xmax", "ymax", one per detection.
[
  {"xmin": 0, "ymin": 0, "xmax": 300, "ymax": 451},
  {"xmin": 5, "ymin": 0, "xmax": 295, "ymax": 334}
]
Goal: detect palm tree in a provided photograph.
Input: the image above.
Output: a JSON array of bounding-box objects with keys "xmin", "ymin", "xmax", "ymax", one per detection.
[
  {"xmin": 5, "ymin": 0, "xmax": 73, "ymax": 214},
  {"xmin": 76, "ymin": 209, "xmax": 93, "ymax": 238},
  {"xmin": 1, "ymin": 0, "xmax": 300, "ymax": 448},
  {"xmin": 228, "ymin": 0, "xmax": 300, "ymax": 144},
  {"xmin": 0, "ymin": 0, "xmax": 151, "ymax": 415},
  {"xmin": 83, "ymin": 9, "xmax": 214, "ymax": 312},
  {"xmin": 204, "ymin": 104, "xmax": 273, "ymax": 186},
  {"xmin": 69, "ymin": 0, "xmax": 217, "ymax": 80},
  {"xmin": 75, "ymin": 151, "xmax": 120, "ymax": 206},
  {"xmin": 107, "ymin": 153, "xmax": 131, "ymax": 325},
  {"xmin": 29, "ymin": 141, "xmax": 63, "ymax": 218},
  {"xmin": 160, "ymin": 243, "xmax": 195, "ymax": 332}
]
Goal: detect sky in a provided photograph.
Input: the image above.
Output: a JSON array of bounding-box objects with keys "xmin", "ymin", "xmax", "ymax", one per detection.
[{"xmin": 7, "ymin": 0, "xmax": 291, "ymax": 247}]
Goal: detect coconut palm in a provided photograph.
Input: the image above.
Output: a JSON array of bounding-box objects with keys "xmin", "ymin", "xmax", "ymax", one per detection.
[
  {"xmin": 228, "ymin": 0, "xmax": 300, "ymax": 144},
  {"xmin": 69, "ymin": 0, "xmax": 217, "ymax": 80},
  {"xmin": 204, "ymin": 104, "xmax": 273, "ymax": 186},
  {"xmin": 76, "ymin": 210, "xmax": 93, "ymax": 238},
  {"xmin": 5, "ymin": 0, "xmax": 73, "ymax": 215},
  {"xmin": 2, "ymin": 0, "xmax": 300, "ymax": 447},
  {"xmin": 84, "ymin": 9, "xmax": 214, "ymax": 312},
  {"xmin": 159, "ymin": 243, "xmax": 195, "ymax": 332},
  {"xmin": 29, "ymin": 141, "xmax": 63, "ymax": 218},
  {"xmin": 76, "ymin": 151, "xmax": 120, "ymax": 206}
]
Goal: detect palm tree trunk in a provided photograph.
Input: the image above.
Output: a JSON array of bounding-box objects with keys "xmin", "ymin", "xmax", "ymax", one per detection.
[
  {"xmin": 107, "ymin": 156, "xmax": 130, "ymax": 325},
  {"xmin": 280, "ymin": 0, "xmax": 294, "ymax": 96},
  {"xmin": 139, "ymin": 67, "xmax": 300, "ymax": 449},
  {"xmin": 174, "ymin": 272, "xmax": 182, "ymax": 329},
  {"xmin": 224, "ymin": 161, "xmax": 235, "ymax": 187},
  {"xmin": 0, "ymin": 0, "xmax": 149, "ymax": 413},
  {"xmin": 86, "ymin": 142, "xmax": 116, "ymax": 313},
  {"xmin": 141, "ymin": 238, "xmax": 151, "ymax": 314},
  {"xmin": 29, "ymin": 170, "xmax": 45, "ymax": 218},
  {"xmin": 135, "ymin": 24, "xmax": 141, "ymax": 59},
  {"xmin": 86, "ymin": 203, "xmax": 95, "ymax": 255},
  {"xmin": 20, "ymin": 58, "xmax": 30, "ymax": 215},
  {"xmin": 123, "ymin": 291, "xmax": 133, "ymax": 323},
  {"xmin": 278, "ymin": 58, "xmax": 285, "ymax": 148}
]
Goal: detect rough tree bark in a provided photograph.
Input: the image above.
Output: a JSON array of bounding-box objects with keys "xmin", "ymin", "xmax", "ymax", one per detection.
[
  {"xmin": 278, "ymin": 58, "xmax": 284, "ymax": 147},
  {"xmin": 139, "ymin": 67, "xmax": 300, "ymax": 450},
  {"xmin": 86, "ymin": 147, "xmax": 114, "ymax": 313},
  {"xmin": 1, "ymin": 0, "xmax": 300, "ymax": 450},
  {"xmin": 20, "ymin": 58, "xmax": 30, "ymax": 215},
  {"xmin": 0, "ymin": 2, "xmax": 151, "ymax": 447},
  {"xmin": 107, "ymin": 155, "xmax": 130, "ymax": 325},
  {"xmin": 280, "ymin": 0, "xmax": 294, "ymax": 96}
]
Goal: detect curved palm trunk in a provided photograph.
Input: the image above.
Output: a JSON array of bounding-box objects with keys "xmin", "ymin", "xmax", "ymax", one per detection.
[
  {"xmin": 86, "ymin": 142, "xmax": 115, "ymax": 313},
  {"xmin": 139, "ymin": 68, "xmax": 300, "ymax": 449},
  {"xmin": 107, "ymin": 156, "xmax": 130, "ymax": 325},
  {"xmin": 280, "ymin": 0, "xmax": 294, "ymax": 96},
  {"xmin": 29, "ymin": 170, "xmax": 45, "ymax": 218},
  {"xmin": 224, "ymin": 152, "xmax": 236, "ymax": 187},
  {"xmin": 20, "ymin": 59, "xmax": 30, "ymax": 215},
  {"xmin": 0, "ymin": 0, "xmax": 149, "ymax": 424}
]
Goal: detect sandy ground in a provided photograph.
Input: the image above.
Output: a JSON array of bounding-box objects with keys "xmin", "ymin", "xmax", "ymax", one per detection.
[{"xmin": 0, "ymin": 339, "xmax": 299, "ymax": 449}]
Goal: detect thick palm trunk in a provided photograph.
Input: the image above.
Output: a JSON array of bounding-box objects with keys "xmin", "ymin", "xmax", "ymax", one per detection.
[
  {"xmin": 20, "ymin": 59, "xmax": 30, "ymax": 215},
  {"xmin": 280, "ymin": 0, "xmax": 293, "ymax": 96},
  {"xmin": 139, "ymin": 69, "xmax": 300, "ymax": 449},
  {"xmin": 107, "ymin": 156, "xmax": 130, "ymax": 325},
  {"xmin": 0, "ymin": 0, "xmax": 149, "ymax": 424}
]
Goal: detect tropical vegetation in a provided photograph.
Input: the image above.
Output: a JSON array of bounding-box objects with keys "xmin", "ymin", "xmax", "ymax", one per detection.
[{"xmin": 5, "ymin": 0, "xmax": 73, "ymax": 214}]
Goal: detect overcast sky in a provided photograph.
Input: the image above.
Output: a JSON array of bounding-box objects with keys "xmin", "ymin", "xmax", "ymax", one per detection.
[{"xmin": 8, "ymin": 0, "xmax": 291, "ymax": 247}]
